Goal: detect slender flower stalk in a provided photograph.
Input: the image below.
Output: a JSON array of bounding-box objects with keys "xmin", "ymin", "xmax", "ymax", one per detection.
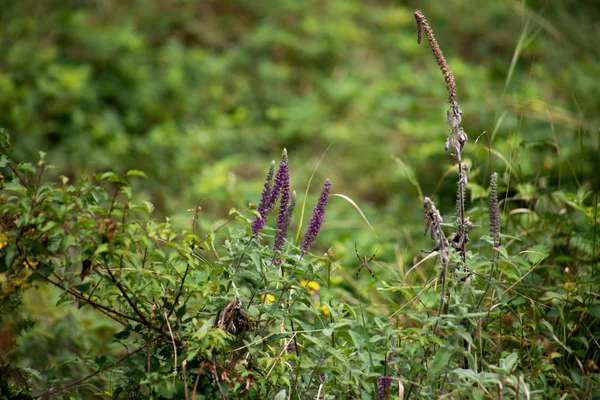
[
  {"xmin": 415, "ymin": 9, "xmax": 469, "ymax": 263},
  {"xmin": 285, "ymin": 191, "xmax": 297, "ymax": 233},
  {"xmin": 300, "ymin": 179, "xmax": 331, "ymax": 253},
  {"xmin": 266, "ymin": 149, "xmax": 288, "ymax": 214},
  {"xmin": 489, "ymin": 172, "xmax": 500, "ymax": 248},
  {"xmin": 273, "ymin": 190, "xmax": 296, "ymax": 269},
  {"xmin": 477, "ymin": 172, "xmax": 501, "ymax": 310},
  {"xmin": 251, "ymin": 161, "xmax": 276, "ymax": 236},
  {"xmin": 273, "ymin": 157, "xmax": 291, "ymax": 255}
]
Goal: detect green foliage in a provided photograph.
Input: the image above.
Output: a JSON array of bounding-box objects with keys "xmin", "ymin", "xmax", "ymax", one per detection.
[{"xmin": 2, "ymin": 136, "xmax": 599, "ymax": 398}]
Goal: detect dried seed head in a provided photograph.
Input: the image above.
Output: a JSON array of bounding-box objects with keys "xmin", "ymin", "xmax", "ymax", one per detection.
[
  {"xmin": 415, "ymin": 9, "xmax": 466, "ymax": 160},
  {"xmin": 414, "ymin": 10, "xmax": 457, "ymax": 108}
]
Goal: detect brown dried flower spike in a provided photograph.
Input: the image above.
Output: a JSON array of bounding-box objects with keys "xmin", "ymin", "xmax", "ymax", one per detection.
[{"xmin": 414, "ymin": 10, "xmax": 458, "ymax": 112}]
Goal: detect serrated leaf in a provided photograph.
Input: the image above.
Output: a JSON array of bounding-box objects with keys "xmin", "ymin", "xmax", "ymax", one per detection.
[
  {"xmin": 249, "ymin": 252, "xmax": 261, "ymax": 272},
  {"xmin": 369, "ymin": 334, "xmax": 384, "ymax": 343},
  {"xmin": 348, "ymin": 330, "xmax": 363, "ymax": 350},
  {"xmin": 500, "ymin": 352, "xmax": 518, "ymax": 372},
  {"xmin": 428, "ymin": 346, "xmax": 452, "ymax": 378},
  {"xmin": 303, "ymin": 334, "xmax": 325, "ymax": 347},
  {"xmin": 18, "ymin": 163, "xmax": 35, "ymax": 174},
  {"xmin": 496, "ymin": 245, "xmax": 509, "ymax": 259},
  {"xmin": 525, "ymin": 244, "xmax": 550, "ymax": 264},
  {"xmin": 143, "ymin": 201, "xmax": 155, "ymax": 214}
]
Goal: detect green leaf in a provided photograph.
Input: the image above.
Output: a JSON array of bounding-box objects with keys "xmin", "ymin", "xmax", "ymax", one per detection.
[
  {"xmin": 176, "ymin": 304, "xmax": 187, "ymax": 318},
  {"xmin": 94, "ymin": 243, "xmax": 110, "ymax": 255},
  {"xmin": 126, "ymin": 169, "xmax": 148, "ymax": 179},
  {"xmin": 0, "ymin": 154, "xmax": 8, "ymax": 168},
  {"xmin": 143, "ymin": 201, "xmax": 155, "ymax": 214},
  {"xmin": 1, "ymin": 248, "xmax": 15, "ymax": 272},
  {"xmin": 249, "ymin": 252, "xmax": 261, "ymax": 272},
  {"xmin": 428, "ymin": 346, "xmax": 453, "ymax": 378},
  {"xmin": 98, "ymin": 172, "xmax": 119, "ymax": 182},
  {"xmin": 114, "ymin": 330, "xmax": 131, "ymax": 340},
  {"xmin": 274, "ymin": 389, "xmax": 287, "ymax": 400},
  {"xmin": 525, "ymin": 244, "xmax": 550, "ymax": 264},
  {"xmin": 588, "ymin": 305, "xmax": 600, "ymax": 319},
  {"xmin": 500, "ymin": 352, "xmax": 518, "ymax": 372}
]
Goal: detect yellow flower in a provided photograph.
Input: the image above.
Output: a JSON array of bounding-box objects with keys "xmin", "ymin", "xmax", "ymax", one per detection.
[
  {"xmin": 320, "ymin": 303, "xmax": 330, "ymax": 316},
  {"xmin": 22, "ymin": 258, "xmax": 38, "ymax": 269},
  {"xmin": 300, "ymin": 280, "xmax": 320, "ymax": 295},
  {"xmin": 260, "ymin": 293, "xmax": 275, "ymax": 304},
  {"xmin": 0, "ymin": 233, "xmax": 7, "ymax": 250}
]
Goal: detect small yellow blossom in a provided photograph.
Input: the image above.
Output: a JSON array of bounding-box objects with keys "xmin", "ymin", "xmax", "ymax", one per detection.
[
  {"xmin": 22, "ymin": 258, "xmax": 38, "ymax": 269},
  {"xmin": 300, "ymin": 280, "xmax": 320, "ymax": 295},
  {"xmin": 260, "ymin": 293, "xmax": 275, "ymax": 304},
  {"xmin": 320, "ymin": 304, "xmax": 330, "ymax": 316},
  {"xmin": 0, "ymin": 233, "xmax": 8, "ymax": 250}
]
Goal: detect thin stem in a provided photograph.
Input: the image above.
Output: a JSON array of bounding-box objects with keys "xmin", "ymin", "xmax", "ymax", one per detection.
[
  {"xmin": 7, "ymin": 161, "xmax": 29, "ymax": 189},
  {"xmin": 163, "ymin": 311, "xmax": 178, "ymax": 385},
  {"xmin": 45, "ymin": 276, "xmax": 131, "ymax": 325},
  {"xmin": 102, "ymin": 257, "xmax": 152, "ymax": 329}
]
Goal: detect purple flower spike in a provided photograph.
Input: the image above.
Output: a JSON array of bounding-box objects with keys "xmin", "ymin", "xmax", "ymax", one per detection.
[
  {"xmin": 251, "ymin": 161, "xmax": 275, "ymax": 235},
  {"xmin": 273, "ymin": 155, "xmax": 291, "ymax": 254},
  {"xmin": 376, "ymin": 374, "xmax": 393, "ymax": 400},
  {"xmin": 267, "ymin": 149, "xmax": 288, "ymax": 214},
  {"xmin": 300, "ymin": 179, "xmax": 331, "ymax": 253}
]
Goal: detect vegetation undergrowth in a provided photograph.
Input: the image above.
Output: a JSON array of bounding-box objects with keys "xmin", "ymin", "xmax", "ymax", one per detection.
[{"xmin": 0, "ymin": 7, "xmax": 599, "ymax": 400}]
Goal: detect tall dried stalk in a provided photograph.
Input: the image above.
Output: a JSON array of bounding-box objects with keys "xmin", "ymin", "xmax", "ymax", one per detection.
[{"xmin": 415, "ymin": 9, "xmax": 472, "ymax": 265}]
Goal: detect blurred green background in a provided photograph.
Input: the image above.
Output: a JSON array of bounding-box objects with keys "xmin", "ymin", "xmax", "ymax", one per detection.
[{"xmin": 1, "ymin": 0, "xmax": 598, "ymax": 263}]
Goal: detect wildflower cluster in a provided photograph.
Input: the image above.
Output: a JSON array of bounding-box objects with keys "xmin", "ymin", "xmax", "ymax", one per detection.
[{"xmin": 251, "ymin": 149, "xmax": 332, "ymax": 262}]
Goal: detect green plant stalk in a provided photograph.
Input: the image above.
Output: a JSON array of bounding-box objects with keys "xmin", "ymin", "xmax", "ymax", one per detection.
[
  {"xmin": 358, "ymin": 299, "xmax": 378, "ymax": 399},
  {"xmin": 301, "ymin": 347, "xmax": 324, "ymax": 398},
  {"xmin": 592, "ymin": 130, "xmax": 599, "ymax": 286}
]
